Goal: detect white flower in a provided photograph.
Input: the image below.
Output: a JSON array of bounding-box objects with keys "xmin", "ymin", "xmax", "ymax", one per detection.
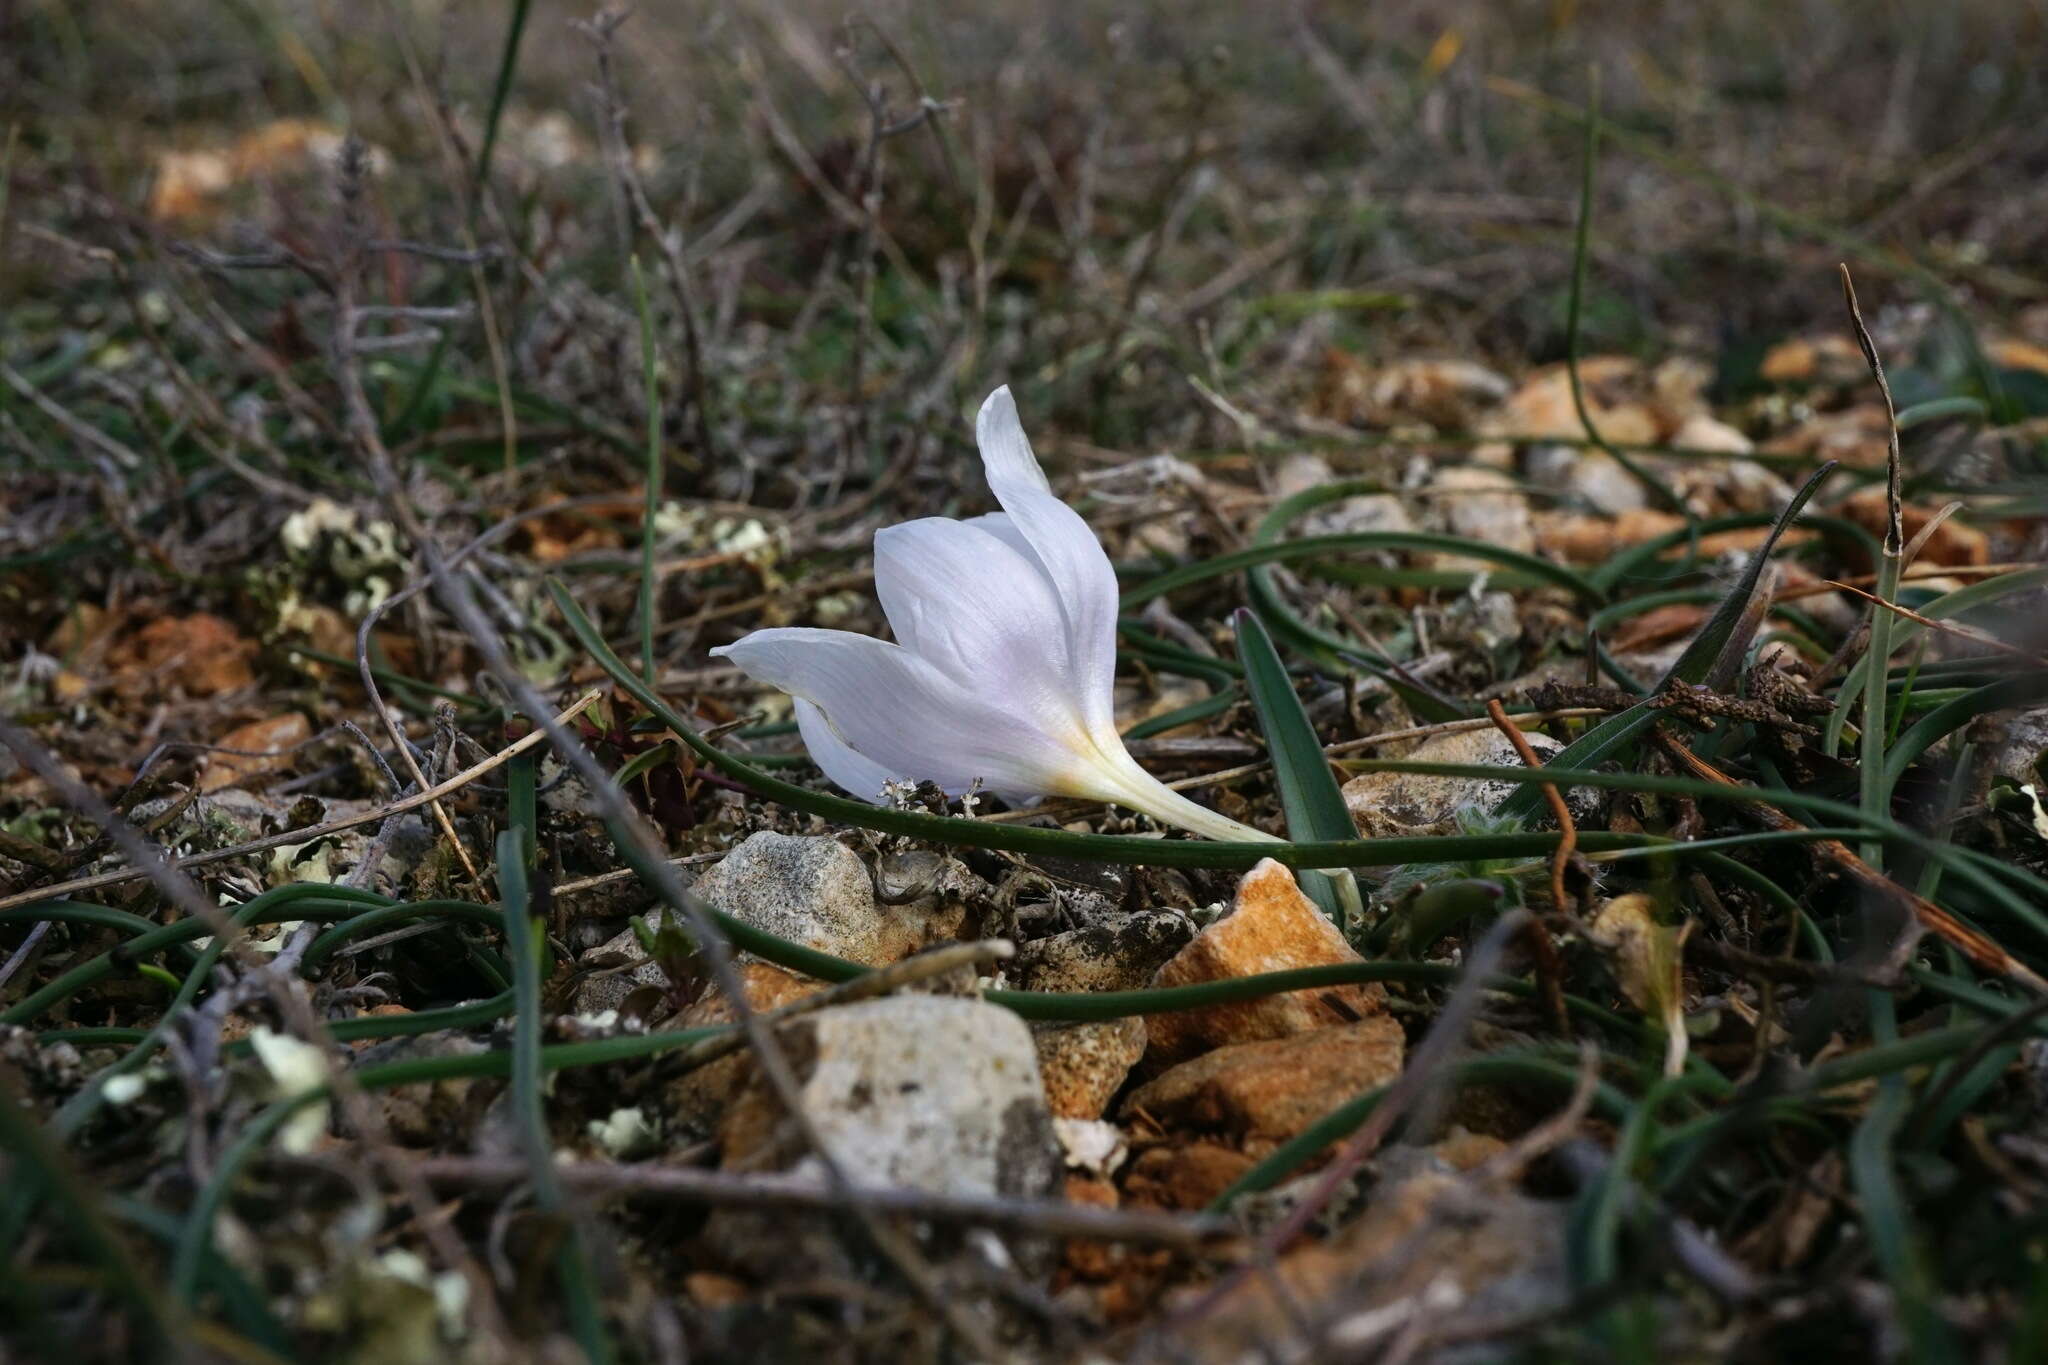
[
  {"xmin": 713, "ymin": 386, "xmax": 1274, "ymax": 844},
  {"xmin": 249, "ymin": 1026, "xmax": 331, "ymax": 1155},
  {"xmin": 587, "ymin": 1105, "xmax": 659, "ymax": 1158}
]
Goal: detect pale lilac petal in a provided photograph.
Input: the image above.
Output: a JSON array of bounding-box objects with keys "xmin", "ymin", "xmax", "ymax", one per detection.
[
  {"xmin": 712, "ymin": 627, "xmax": 1082, "ymax": 797},
  {"xmin": 873, "ymin": 516, "xmax": 1073, "ymax": 693},
  {"xmin": 960, "ymin": 512, "xmax": 1040, "ymax": 569},
  {"xmin": 793, "ymin": 699, "xmax": 900, "ymax": 803},
  {"xmin": 974, "ymin": 387, "xmax": 1122, "ymax": 737},
  {"xmin": 973, "ymin": 385, "xmax": 1052, "ymax": 494},
  {"xmin": 704, "ymin": 386, "xmax": 1265, "ymax": 840}
]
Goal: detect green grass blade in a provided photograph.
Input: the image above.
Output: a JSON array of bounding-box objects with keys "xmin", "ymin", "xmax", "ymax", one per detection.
[
  {"xmin": 473, "ymin": 0, "xmax": 535, "ymax": 187},
  {"xmin": 1659, "ymin": 462, "xmax": 1835, "ymax": 691},
  {"xmin": 0, "ymin": 1071, "xmax": 186, "ymax": 1343},
  {"xmin": 1212, "ymin": 1052, "xmax": 1635, "ymax": 1207},
  {"xmin": 1825, "ymin": 565, "xmax": 2048, "ymax": 754},
  {"xmin": 1496, "ymin": 462, "xmax": 1835, "ymax": 824},
  {"xmin": 1564, "ymin": 68, "xmax": 1687, "ymax": 517},
  {"xmin": 631, "ymin": 254, "xmax": 663, "ymax": 685},
  {"xmin": 499, "ymin": 829, "xmax": 613, "ymax": 1364},
  {"xmin": 1885, "ymin": 673, "xmax": 2048, "ymax": 790},
  {"xmin": 1849, "ymin": 994, "xmax": 1964, "ymax": 1362},
  {"xmin": 1123, "ymin": 529, "xmax": 1605, "ymax": 609},
  {"xmin": 551, "ymin": 571, "xmax": 2048, "ymax": 928},
  {"xmin": 508, "ymin": 747, "xmax": 538, "ymax": 878},
  {"xmin": 1234, "ymin": 607, "xmax": 1359, "ymax": 923}
]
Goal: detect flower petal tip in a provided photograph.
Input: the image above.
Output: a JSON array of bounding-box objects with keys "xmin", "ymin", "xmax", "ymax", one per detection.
[{"xmin": 975, "ymin": 384, "xmax": 1048, "ymax": 494}]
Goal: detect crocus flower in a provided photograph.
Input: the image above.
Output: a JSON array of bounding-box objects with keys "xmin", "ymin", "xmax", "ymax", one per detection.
[{"xmin": 712, "ymin": 386, "xmax": 1275, "ymax": 844}]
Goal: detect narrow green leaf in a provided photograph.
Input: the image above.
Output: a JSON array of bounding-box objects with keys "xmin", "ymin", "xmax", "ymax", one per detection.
[
  {"xmin": 109, "ymin": 1198, "xmax": 290, "ymax": 1355},
  {"xmin": 548, "ymin": 575, "xmax": 1543, "ymax": 869},
  {"xmin": 1850, "ymin": 995, "xmax": 1964, "ymax": 1362},
  {"xmin": 1895, "ymin": 394, "xmax": 1989, "ymax": 430},
  {"xmin": 500, "ymin": 830, "xmax": 613, "ymax": 1364},
  {"xmin": 1212, "ymin": 1053, "xmax": 1635, "ymax": 1207},
  {"xmin": 472, "ymin": 0, "xmax": 535, "ymax": 187},
  {"xmin": 499, "ymin": 831, "xmax": 551, "ymax": 1184},
  {"xmin": 507, "ymin": 748, "xmax": 538, "ymax": 876},
  {"xmin": 1825, "ymin": 565, "xmax": 2048, "ymax": 754},
  {"xmin": 1588, "ymin": 510, "xmax": 1877, "ymax": 596},
  {"xmin": 1495, "ymin": 462, "xmax": 1835, "ymax": 824},
  {"xmin": 0, "ymin": 1070, "xmax": 188, "ymax": 1343},
  {"xmin": 1225, "ymin": 480, "xmax": 1596, "ymax": 722},
  {"xmin": 1662, "ymin": 461, "xmax": 1835, "ymax": 691},
  {"xmin": 1122, "ymin": 529, "xmax": 1604, "ymax": 609},
  {"xmin": 548, "ymin": 572, "xmax": 2048, "ymax": 932},
  {"xmin": 1234, "ymin": 608, "xmax": 1358, "ymax": 922},
  {"xmin": 1885, "ymin": 673, "xmax": 2048, "ymax": 790},
  {"xmin": 1564, "ymin": 68, "xmax": 1688, "ymax": 518},
  {"xmin": 631, "ymin": 253, "xmax": 663, "ymax": 685}
]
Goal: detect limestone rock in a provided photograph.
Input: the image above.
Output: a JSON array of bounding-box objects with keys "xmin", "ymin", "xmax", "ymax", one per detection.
[
  {"xmin": 109, "ymin": 612, "xmax": 256, "ymax": 696},
  {"xmin": 1837, "ymin": 486, "xmax": 1990, "ymax": 568},
  {"xmin": 1036, "ymin": 1019, "xmax": 1147, "ymax": 1121},
  {"xmin": 1760, "ymin": 333, "xmax": 1866, "ymax": 385},
  {"xmin": 709, "ymin": 996, "xmax": 1061, "ymax": 1276},
  {"xmin": 717, "ymin": 995, "xmax": 1059, "ymax": 1196},
  {"xmin": 576, "ymin": 833, "xmax": 977, "ymax": 1018},
  {"xmin": 1342, "ymin": 727, "xmax": 1597, "ymax": 838},
  {"xmin": 1662, "ymin": 414, "xmax": 1794, "ymax": 517},
  {"xmin": 1377, "ymin": 357, "xmax": 1514, "ymax": 427},
  {"xmin": 1760, "ymin": 402, "xmax": 1893, "ymax": 469},
  {"xmin": 693, "ymin": 831, "xmax": 896, "ymax": 966},
  {"xmin": 1055, "ymin": 1118, "xmax": 1130, "ymax": 1178},
  {"xmin": 647, "ymin": 838, "xmax": 981, "ymax": 1121},
  {"xmin": 1121, "ymin": 1141, "xmax": 1258, "ymax": 1212},
  {"xmin": 1568, "ymin": 447, "xmax": 1650, "ymax": 515},
  {"xmin": 1991, "ymin": 704, "xmax": 2048, "ymax": 786},
  {"xmin": 701, "ymin": 833, "xmax": 974, "ymax": 964},
  {"xmin": 1014, "ymin": 912, "xmax": 1193, "ymax": 995},
  {"xmin": 1315, "ymin": 352, "xmax": 1511, "ymax": 430},
  {"xmin": 1486, "ymin": 357, "xmax": 1660, "ymax": 446},
  {"xmin": 1424, "ymin": 465, "xmax": 1534, "ymax": 572},
  {"xmin": 1272, "ymin": 454, "xmax": 1419, "ymax": 540},
  {"xmin": 1016, "ymin": 912, "xmax": 1192, "ymax": 1121},
  {"xmin": 1671, "ymin": 411, "xmax": 1751, "ymax": 454}
]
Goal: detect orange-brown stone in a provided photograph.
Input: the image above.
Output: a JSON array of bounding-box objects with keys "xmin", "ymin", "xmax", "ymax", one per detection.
[
  {"xmin": 1143, "ymin": 860, "xmax": 1383, "ymax": 1069},
  {"xmin": 1123, "ymin": 1019, "xmax": 1405, "ymax": 1145}
]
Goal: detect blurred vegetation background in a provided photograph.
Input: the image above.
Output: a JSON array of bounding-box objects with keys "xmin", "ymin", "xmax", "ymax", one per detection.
[{"xmin": 5, "ymin": 0, "xmax": 2045, "ymax": 465}]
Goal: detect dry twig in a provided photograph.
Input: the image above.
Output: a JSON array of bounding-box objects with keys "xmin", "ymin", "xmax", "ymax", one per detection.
[
  {"xmin": 0, "ymin": 692, "xmax": 603, "ymax": 913},
  {"xmin": 1485, "ymin": 699, "xmax": 1575, "ymax": 1037},
  {"xmin": 412, "ymin": 1155, "xmax": 1225, "ymax": 1248},
  {"xmin": 1652, "ymin": 727, "xmax": 2046, "ymax": 993}
]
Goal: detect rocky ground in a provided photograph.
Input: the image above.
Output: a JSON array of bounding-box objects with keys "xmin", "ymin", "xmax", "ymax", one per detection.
[{"xmin": 6, "ymin": 2, "xmax": 2048, "ymax": 1361}]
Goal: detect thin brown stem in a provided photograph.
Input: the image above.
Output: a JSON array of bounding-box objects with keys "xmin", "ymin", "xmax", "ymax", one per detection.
[
  {"xmin": 1486, "ymin": 699, "xmax": 1575, "ymax": 1037},
  {"xmin": 410, "ymin": 1155, "xmax": 1225, "ymax": 1248},
  {"xmin": 0, "ymin": 694, "xmax": 601, "ymax": 914},
  {"xmin": 1651, "ymin": 726, "xmax": 2045, "ymax": 993}
]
